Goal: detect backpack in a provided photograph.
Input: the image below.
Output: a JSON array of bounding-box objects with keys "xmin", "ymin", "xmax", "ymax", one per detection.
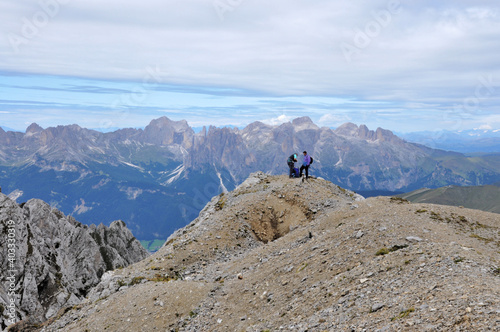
[
  {"xmin": 310, "ymin": 157, "xmax": 313, "ymax": 164},
  {"xmin": 293, "ymin": 167, "xmax": 300, "ymax": 177}
]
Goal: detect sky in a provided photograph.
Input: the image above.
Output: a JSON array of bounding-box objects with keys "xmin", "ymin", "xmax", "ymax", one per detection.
[{"xmin": 1, "ymin": 0, "xmax": 499, "ymax": 133}]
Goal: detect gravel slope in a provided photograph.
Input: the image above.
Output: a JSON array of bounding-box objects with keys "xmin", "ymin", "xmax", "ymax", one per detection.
[{"xmin": 21, "ymin": 173, "xmax": 499, "ymax": 332}]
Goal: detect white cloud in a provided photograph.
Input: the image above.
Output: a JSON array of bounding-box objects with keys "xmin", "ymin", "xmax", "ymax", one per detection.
[
  {"xmin": 477, "ymin": 124, "xmax": 493, "ymax": 130},
  {"xmin": 1, "ymin": 0, "xmax": 500, "ymax": 132},
  {"xmin": 318, "ymin": 114, "xmax": 351, "ymax": 127},
  {"xmin": 262, "ymin": 114, "xmax": 294, "ymax": 126}
]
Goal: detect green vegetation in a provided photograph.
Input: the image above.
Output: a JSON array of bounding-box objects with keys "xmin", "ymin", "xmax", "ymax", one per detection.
[
  {"xmin": 376, "ymin": 248, "xmax": 390, "ymax": 256},
  {"xmin": 429, "ymin": 211, "xmax": 444, "ymax": 221},
  {"xmin": 390, "ymin": 197, "xmax": 409, "ymax": 204},
  {"xmin": 149, "ymin": 271, "xmax": 183, "ymax": 282},
  {"xmin": 470, "ymin": 234, "xmax": 494, "ymax": 244},
  {"xmin": 215, "ymin": 193, "xmax": 226, "ymax": 211},
  {"xmin": 376, "ymin": 244, "xmax": 408, "ymax": 256},
  {"xmin": 391, "ymin": 308, "xmax": 415, "ymax": 321},
  {"xmin": 128, "ymin": 276, "xmax": 145, "ymax": 286},
  {"xmin": 297, "ymin": 263, "xmax": 308, "ymax": 272}
]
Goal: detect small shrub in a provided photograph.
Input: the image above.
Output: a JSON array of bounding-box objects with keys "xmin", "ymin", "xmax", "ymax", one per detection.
[
  {"xmin": 390, "ymin": 244, "xmax": 408, "ymax": 252},
  {"xmin": 415, "ymin": 209, "xmax": 427, "ymax": 213},
  {"xmin": 376, "ymin": 248, "xmax": 390, "ymax": 256},
  {"xmin": 391, "ymin": 308, "xmax": 415, "ymax": 321},
  {"xmin": 376, "ymin": 244, "xmax": 408, "ymax": 256},
  {"xmin": 129, "ymin": 276, "xmax": 145, "ymax": 286},
  {"xmin": 390, "ymin": 197, "xmax": 409, "ymax": 204},
  {"xmin": 470, "ymin": 234, "xmax": 493, "ymax": 243},
  {"xmin": 215, "ymin": 193, "xmax": 226, "ymax": 211},
  {"xmin": 297, "ymin": 263, "xmax": 308, "ymax": 272},
  {"xmin": 429, "ymin": 211, "xmax": 444, "ymax": 221}
]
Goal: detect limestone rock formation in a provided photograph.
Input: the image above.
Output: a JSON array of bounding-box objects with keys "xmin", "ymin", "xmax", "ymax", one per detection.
[{"xmin": 0, "ymin": 193, "xmax": 149, "ymax": 330}]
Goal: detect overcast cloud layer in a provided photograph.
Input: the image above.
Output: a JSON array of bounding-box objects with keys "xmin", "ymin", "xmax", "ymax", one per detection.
[{"xmin": 1, "ymin": 0, "xmax": 499, "ymax": 132}]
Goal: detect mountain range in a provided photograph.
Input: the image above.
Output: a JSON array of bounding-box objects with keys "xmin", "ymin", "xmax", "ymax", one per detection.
[
  {"xmin": 399, "ymin": 129, "xmax": 500, "ymax": 153},
  {"xmin": 1, "ymin": 117, "xmax": 499, "ymax": 240}
]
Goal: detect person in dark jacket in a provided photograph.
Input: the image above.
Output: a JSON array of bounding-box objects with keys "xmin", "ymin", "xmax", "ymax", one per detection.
[
  {"xmin": 287, "ymin": 153, "xmax": 298, "ymax": 178},
  {"xmin": 299, "ymin": 151, "xmax": 311, "ymax": 179}
]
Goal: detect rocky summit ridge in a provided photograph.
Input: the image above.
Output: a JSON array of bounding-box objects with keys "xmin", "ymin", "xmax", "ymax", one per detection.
[
  {"xmin": 0, "ymin": 192, "xmax": 149, "ymax": 330},
  {"xmin": 24, "ymin": 173, "xmax": 500, "ymax": 332}
]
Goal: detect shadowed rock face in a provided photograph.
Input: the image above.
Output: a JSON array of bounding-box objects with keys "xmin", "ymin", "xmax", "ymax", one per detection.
[{"xmin": 0, "ymin": 193, "xmax": 149, "ymax": 329}]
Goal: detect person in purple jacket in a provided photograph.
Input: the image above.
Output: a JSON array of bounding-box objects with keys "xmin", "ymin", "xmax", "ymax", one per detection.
[{"xmin": 299, "ymin": 151, "xmax": 311, "ymax": 179}]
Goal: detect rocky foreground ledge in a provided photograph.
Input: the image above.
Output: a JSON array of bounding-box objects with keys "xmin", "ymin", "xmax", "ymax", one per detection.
[
  {"xmin": 0, "ymin": 192, "xmax": 149, "ymax": 330},
  {"xmin": 13, "ymin": 173, "xmax": 500, "ymax": 331}
]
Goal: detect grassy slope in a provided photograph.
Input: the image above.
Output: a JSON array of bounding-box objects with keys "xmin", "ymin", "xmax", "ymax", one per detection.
[{"xmin": 400, "ymin": 184, "xmax": 500, "ymax": 214}]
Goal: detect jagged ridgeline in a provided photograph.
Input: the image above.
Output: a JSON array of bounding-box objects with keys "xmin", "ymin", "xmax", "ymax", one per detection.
[
  {"xmin": 1, "ymin": 116, "xmax": 499, "ymax": 241},
  {"xmin": 15, "ymin": 172, "xmax": 499, "ymax": 331},
  {"xmin": 0, "ymin": 192, "xmax": 149, "ymax": 329}
]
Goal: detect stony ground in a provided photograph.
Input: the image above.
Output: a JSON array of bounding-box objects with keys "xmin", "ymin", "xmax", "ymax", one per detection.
[{"xmin": 22, "ymin": 173, "xmax": 500, "ymax": 332}]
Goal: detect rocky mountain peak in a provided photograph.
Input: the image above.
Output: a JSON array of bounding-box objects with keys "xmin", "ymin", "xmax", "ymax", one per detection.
[
  {"xmin": 242, "ymin": 121, "xmax": 270, "ymax": 133},
  {"xmin": 143, "ymin": 116, "xmax": 194, "ymax": 147},
  {"xmin": 291, "ymin": 116, "xmax": 319, "ymax": 131},
  {"xmin": 25, "ymin": 123, "xmax": 44, "ymax": 135},
  {"xmin": 335, "ymin": 123, "xmax": 403, "ymax": 145},
  {"xmin": 0, "ymin": 193, "xmax": 149, "ymax": 329},
  {"xmin": 334, "ymin": 122, "xmax": 359, "ymax": 136},
  {"xmin": 150, "ymin": 116, "xmax": 187, "ymax": 129}
]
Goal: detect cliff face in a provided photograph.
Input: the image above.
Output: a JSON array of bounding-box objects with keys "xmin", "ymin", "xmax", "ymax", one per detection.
[{"xmin": 0, "ymin": 193, "xmax": 149, "ymax": 329}]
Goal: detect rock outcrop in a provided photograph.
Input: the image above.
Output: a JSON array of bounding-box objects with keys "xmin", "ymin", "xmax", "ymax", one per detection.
[
  {"xmin": 26, "ymin": 173, "xmax": 499, "ymax": 331},
  {"xmin": 0, "ymin": 193, "xmax": 149, "ymax": 330}
]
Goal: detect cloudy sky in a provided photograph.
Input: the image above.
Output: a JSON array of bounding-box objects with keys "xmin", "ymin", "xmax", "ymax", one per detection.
[{"xmin": 1, "ymin": 0, "xmax": 499, "ymax": 133}]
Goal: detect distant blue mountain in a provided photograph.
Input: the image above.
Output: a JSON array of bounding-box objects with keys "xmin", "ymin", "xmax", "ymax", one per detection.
[
  {"xmin": 398, "ymin": 129, "xmax": 500, "ymax": 153},
  {"xmin": 0, "ymin": 125, "xmax": 21, "ymax": 132}
]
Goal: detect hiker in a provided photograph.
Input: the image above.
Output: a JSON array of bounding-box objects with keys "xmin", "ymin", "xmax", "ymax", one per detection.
[
  {"xmin": 287, "ymin": 153, "xmax": 298, "ymax": 178},
  {"xmin": 299, "ymin": 151, "xmax": 311, "ymax": 179}
]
